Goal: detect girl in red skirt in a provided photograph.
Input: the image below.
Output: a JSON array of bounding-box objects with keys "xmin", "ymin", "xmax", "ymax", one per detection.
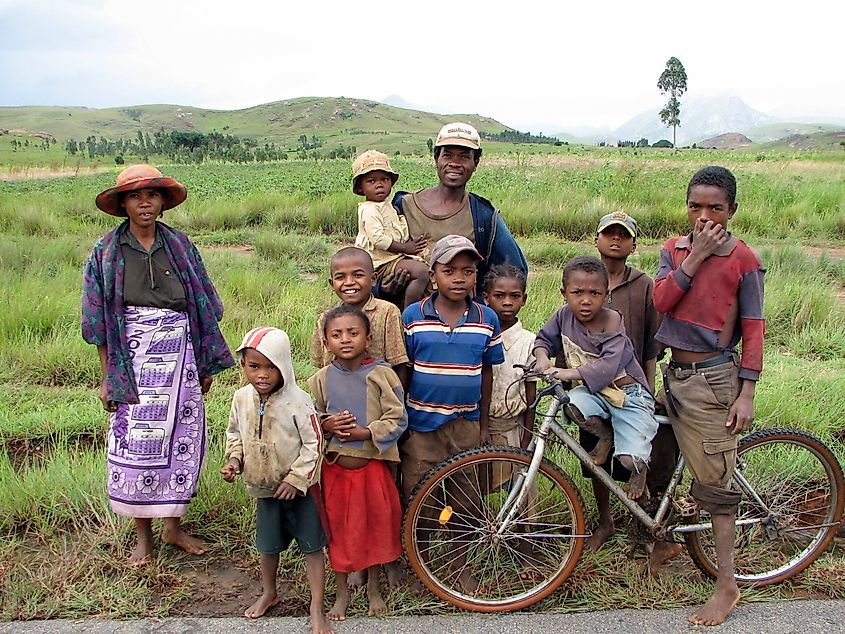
[{"xmin": 307, "ymin": 304, "xmax": 408, "ymax": 620}]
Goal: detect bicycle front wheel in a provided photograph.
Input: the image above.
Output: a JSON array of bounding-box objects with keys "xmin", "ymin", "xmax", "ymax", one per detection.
[
  {"xmin": 684, "ymin": 428, "xmax": 844, "ymax": 584},
  {"xmin": 403, "ymin": 446, "xmax": 587, "ymax": 612}
]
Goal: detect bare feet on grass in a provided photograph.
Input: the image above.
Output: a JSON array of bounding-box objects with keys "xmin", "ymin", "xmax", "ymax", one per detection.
[
  {"xmin": 647, "ymin": 540, "xmax": 683, "ymax": 577},
  {"xmin": 367, "ymin": 576, "xmax": 388, "ymax": 616},
  {"xmin": 244, "ymin": 592, "xmax": 279, "ymax": 618},
  {"xmin": 128, "ymin": 538, "xmax": 153, "ymax": 565},
  {"xmin": 688, "ymin": 586, "xmax": 741, "ymax": 626},
  {"xmin": 161, "ymin": 527, "xmax": 208, "ymax": 555},
  {"xmin": 586, "ymin": 520, "xmax": 615, "ymax": 553}
]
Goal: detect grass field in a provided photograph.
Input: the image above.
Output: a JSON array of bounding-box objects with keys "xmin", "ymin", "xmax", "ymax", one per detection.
[{"xmin": 1, "ymin": 153, "xmax": 844, "ymax": 619}]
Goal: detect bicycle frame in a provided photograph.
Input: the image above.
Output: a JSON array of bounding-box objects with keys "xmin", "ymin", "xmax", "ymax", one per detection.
[{"xmin": 495, "ymin": 392, "xmax": 690, "ymax": 540}]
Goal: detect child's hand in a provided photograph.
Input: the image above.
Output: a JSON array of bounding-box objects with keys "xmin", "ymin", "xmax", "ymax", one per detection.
[
  {"xmin": 343, "ymin": 425, "xmax": 371, "ymax": 442},
  {"xmin": 403, "ymin": 235, "xmax": 427, "ymax": 255},
  {"xmin": 219, "ymin": 460, "xmax": 240, "ymax": 482},
  {"xmin": 274, "ymin": 481, "xmax": 298, "ymax": 500},
  {"xmin": 323, "ymin": 411, "xmax": 358, "ymax": 440}
]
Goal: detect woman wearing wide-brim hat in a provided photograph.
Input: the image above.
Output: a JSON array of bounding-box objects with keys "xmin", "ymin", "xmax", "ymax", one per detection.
[{"xmin": 82, "ymin": 164, "xmax": 235, "ymax": 563}]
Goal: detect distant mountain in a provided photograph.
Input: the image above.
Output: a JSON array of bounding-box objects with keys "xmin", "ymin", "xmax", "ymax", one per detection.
[
  {"xmin": 0, "ymin": 97, "xmax": 511, "ymax": 154},
  {"xmin": 380, "ymin": 95, "xmax": 454, "ymax": 116},
  {"xmin": 613, "ymin": 95, "xmax": 773, "ymax": 146}
]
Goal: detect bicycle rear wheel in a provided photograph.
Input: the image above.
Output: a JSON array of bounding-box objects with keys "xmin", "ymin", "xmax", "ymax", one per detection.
[
  {"xmin": 403, "ymin": 446, "xmax": 587, "ymax": 612},
  {"xmin": 684, "ymin": 428, "xmax": 844, "ymax": 584}
]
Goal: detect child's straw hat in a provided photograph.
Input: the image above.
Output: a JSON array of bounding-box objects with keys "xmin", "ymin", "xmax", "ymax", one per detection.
[{"xmin": 351, "ymin": 150, "xmax": 399, "ymax": 194}]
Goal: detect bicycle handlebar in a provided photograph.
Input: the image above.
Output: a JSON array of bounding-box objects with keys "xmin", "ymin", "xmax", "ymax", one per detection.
[{"xmin": 513, "ymin": 362, "xmax": 570, "ymax": 410}]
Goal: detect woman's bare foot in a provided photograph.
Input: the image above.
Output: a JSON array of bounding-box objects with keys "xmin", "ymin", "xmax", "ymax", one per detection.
[
  {"xmin": 161, "ymin": 527, "xmax": 208, "ymax": 555},
  {"xmin": 311, "ymin": 605, "xmax": 335, "ymax": 634},
  {"xmin": 128, "ymin": 538, "xmax": 153, "ymax": 565},
  {"xmin": 647, "ymin": 540, "xmax": 683, "ymax": 577},
  {"xmin": 586, "ymin": 521, "xmax": 615, "ymax": 553},
  {"xmin": 688, "ymin": 587, "xmax": 741, "ymax": 626},
  {"xmin": 244, "ymin": 592, "xmax": 278, "ymax": 618}
]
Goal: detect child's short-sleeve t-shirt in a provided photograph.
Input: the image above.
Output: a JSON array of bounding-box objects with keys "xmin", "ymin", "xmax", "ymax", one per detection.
[{"xmin": 402, "ymin": 293, "xmax": 504, "ymax": 432}]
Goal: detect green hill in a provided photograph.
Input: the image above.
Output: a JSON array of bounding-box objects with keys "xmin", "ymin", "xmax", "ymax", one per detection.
[
  {"xmin": 0, "ymin": 97, "xmax": 512, "ymax": 155},
  {"xmin": 762, "ymin": 130, "xmax": 845, "ymax": 152},
  {"xmin": 745, "ymin": 122, "xmax": 842, "ymax": 144}
]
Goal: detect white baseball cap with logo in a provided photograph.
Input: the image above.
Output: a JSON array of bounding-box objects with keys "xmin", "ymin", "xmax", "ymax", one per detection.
[{"xmin": 435, "ymin": 122, "xmax": 481, "ymax": 150}]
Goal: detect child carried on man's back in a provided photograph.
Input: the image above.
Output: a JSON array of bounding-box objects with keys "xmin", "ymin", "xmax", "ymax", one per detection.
[
  {"xmin": 533, "ymin": 255, "xmax": 659, "ymax": 500},
  {"xmin": 220, "ymin": 327, "xmax": 333, "ymax": 633},
  {"xmin": 308, "ymin": 304, "xmax": 408, "ymax": 621},
  {"xmin": 352, "ymin": 150, "xmax": 428, "ymax": 308}
]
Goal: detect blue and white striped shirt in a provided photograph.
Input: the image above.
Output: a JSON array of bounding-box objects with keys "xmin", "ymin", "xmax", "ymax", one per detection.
[{"xmin": 402, "ymin": 293, "xmax": 504, "ymax": 432}]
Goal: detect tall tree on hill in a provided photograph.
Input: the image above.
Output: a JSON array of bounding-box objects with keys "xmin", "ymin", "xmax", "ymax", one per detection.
[{"xmin": 657, "ymin": 56, "xmax": 687, "ymax": 148}]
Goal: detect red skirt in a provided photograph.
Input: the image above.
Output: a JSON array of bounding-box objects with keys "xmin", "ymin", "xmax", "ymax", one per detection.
[{"xmin": 322, "ymin": 459, "xmax": 403, "ymax": 573}]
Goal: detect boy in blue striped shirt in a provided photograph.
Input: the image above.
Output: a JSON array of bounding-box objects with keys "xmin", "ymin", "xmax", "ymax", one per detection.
[
  {"xmin": 401, "ymin": 235, "xmax": 504, "ymax": 593},
  {"xmin": 400, "ymin": 235, "xmax": 505, "ymax": 502}
]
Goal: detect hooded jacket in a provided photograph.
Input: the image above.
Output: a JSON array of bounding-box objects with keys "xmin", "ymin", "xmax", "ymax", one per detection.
[{"xmin": 225, "ymin": 328, "xmax": 323, "ymax": 497}]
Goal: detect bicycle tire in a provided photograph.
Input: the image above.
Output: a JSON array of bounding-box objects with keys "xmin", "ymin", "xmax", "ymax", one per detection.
[
  {"xmin": 403, "ymin": 446, "xmax": 587, "ymax": 612},
  {"xmin": 684, "ymin": 428, "xmax": 844, "ymax": 584}
]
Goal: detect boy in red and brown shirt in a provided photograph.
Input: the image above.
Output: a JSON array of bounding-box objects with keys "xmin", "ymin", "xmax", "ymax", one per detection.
[{"xmin": 653, "ymin": 166, "xmax": 765, "ymax": 626}]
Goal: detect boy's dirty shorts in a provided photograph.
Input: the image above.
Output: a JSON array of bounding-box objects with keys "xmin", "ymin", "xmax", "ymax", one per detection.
[
  {"xmin": 399, "ymin": 417, "xmax": 479, "ymax": 503},
  {"xmin": 256, "ymin": 487, "xmax": 328, "ymax": 555},
  {"xmin": 663, "ymin": 354, "xmax": 742, "ymax": 490}
]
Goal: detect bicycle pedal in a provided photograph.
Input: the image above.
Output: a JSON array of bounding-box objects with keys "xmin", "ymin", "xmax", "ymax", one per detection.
[{"xmin": 672, "ymin": 496, "xmax": 699, "ymax": 519}]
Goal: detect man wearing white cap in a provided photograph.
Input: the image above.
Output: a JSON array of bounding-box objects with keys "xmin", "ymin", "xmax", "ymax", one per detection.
[{"xmin": 389, "ymin": 122, "xmax": 526, "ymax": 297}]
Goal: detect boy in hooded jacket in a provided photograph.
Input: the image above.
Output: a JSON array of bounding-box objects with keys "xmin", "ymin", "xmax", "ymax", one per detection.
[{"xmin": 220, "ymin": 327, "xmax": 332, "ymax": 633}]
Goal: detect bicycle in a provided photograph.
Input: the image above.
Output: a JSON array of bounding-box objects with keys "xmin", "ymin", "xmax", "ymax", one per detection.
[{"xmin": 402, "ymin": 365, "xmax": 845, "ymax": 612}]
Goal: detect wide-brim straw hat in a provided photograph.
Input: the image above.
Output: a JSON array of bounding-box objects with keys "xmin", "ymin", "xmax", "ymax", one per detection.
[
  {"xmin": 96, "ymin": 164, "xmax": 188, "ymax": 216},
  {"xmin": 351, "ymin": 150, "xmax": 399, "ymax": 194}
]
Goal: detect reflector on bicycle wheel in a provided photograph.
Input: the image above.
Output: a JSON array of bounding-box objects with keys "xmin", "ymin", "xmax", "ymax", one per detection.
[{"xmin": 438, "ymin": 505, "xmax": 454, "ymax": 525}]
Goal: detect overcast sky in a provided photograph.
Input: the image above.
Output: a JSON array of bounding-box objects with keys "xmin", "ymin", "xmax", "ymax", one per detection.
[{"xmin": 1, "ymin": 0, "xmax": 842, "ymax": 133}]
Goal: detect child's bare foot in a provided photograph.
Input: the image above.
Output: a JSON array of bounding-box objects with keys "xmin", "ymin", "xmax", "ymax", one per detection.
[
  {"xmin": 582, "ymin": 417, "xmax": 613, "ymax": 465},
  {"xmin": 623, "ymin": 469, "xmax": 648, "ymax": 500},
  {"xmin": 367, "ymin": 575, "xmax": 387, "ymax": 616},
  {"xmin": 586, "ymin": 520, "xmax": 615, "ymax": 552},
  {"xmin": 647, "ymin": 540, "xmax": 683, "ymax": 577},
  {"xmin": 410, "ymin": 577, "xmax": 427, "ymax": 595},
  {"xmin": 327, "ymin": 597, "xmax": 348, "ymax": 621},
  {"xmin": 347, "ymin": 570, "xmax": 366, "ymax": 588},
  {"xmin": 161, "ymin": 527, "xmax": 208, "ymax": 555},
  {"xmin": 128, "ymin": 539, "xmax": 153, "ymax": 565},
  {"xmin": 384, "ymin": 560, "xmax": 405, "ymax": 587},
  {"xmin": 688, "ymin": 587, "xmax": 741, "ymax": 626},
  {"xmin": 244, "ymin": 592, "xmax": 278, "ymax": 618},
  {"xmin": 455, "ymin": 568, "xmax": 480, "ymax": 594},
  {"xmin": 311, "ymin": 605, "xmax": 335, "ymax": 634}
]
